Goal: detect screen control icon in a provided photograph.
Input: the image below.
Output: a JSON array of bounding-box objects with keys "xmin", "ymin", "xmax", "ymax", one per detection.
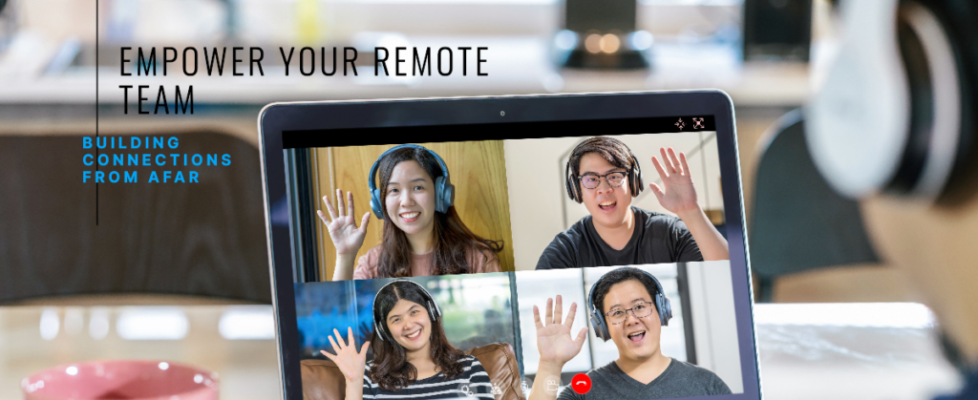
[{"xmin": 571, "ymin": 373, "xmax": 592, "ymax": 394}]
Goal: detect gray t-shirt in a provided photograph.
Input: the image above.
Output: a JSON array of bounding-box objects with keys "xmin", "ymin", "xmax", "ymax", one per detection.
[
  {"xmin": 536, "ymin": 207, "xmax": 703, "ymax": 270},
  {"xmin": 557, "ymin": 358, "xmax": 732, "ymax": 400}
]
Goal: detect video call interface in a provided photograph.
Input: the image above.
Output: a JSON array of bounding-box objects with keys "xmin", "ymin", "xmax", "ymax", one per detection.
[{"xmin": 284, "ymin": 120, "xmax": 748, "ymax": 400}]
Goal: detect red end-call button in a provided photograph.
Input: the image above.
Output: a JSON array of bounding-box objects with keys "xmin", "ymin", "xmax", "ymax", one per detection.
[{"xmin": 571, "ymin": 373, "xmax": 591, "ymax": 394}]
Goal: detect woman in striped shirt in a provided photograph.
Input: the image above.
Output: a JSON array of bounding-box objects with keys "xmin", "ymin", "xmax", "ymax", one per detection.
[{"xmin": 322, "ymin": 280, "xmax": 495, "ymax": 400}]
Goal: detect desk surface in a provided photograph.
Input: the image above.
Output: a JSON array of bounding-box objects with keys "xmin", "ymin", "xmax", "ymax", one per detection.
[{"xmin": 0, "ymin": 303, "xmax": 959, "ymax": 400}]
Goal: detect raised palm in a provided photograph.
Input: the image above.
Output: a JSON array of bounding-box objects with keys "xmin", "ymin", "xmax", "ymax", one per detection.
[
  {"xmin": 650, "ymin": 147, "xmax": 699, "ymax": 214},
  {"xmin": 534, "ymin": 295, "xmax": 588, "ymax": 364},
  {"xmin": 320, "ymin": 327, "xmax": 370, "ymax": 384},
  {"xmin": 317, "ymin": 189, "xmax": 371, "ymax": 256}
]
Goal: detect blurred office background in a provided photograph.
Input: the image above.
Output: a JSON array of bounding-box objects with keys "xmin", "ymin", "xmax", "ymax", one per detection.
[{"xmin": 0, "ymin": 0, "xmax": 960, "ymax": 399}]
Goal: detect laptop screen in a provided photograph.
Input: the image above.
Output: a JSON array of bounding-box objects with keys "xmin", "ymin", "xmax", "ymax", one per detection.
[{"xmin": 269, "ymin": 108, "xmax": 757, "ymax": 400}]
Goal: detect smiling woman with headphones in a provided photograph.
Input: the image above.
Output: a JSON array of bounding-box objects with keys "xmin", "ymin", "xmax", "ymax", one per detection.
[
  {"xmin": 320, "ymin": 280, "xmax": 495, "ymax": 400},
  {"xmin": 317, "ymin": 144, "xmax": 504, "ymax": 280}
]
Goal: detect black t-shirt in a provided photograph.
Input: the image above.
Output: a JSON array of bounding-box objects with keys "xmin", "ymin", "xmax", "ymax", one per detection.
[
  {"xmin": 536, "ymin": 207, "xmax": 702, "ymax": 270},
  {"xmin": 557, "ymin": 358, "xmax": 732, "ymax": 400}
]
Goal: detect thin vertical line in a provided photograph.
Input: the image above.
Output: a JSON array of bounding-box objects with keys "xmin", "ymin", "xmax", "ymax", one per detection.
[
  {"xmin": 698, "ymin": 264, "xmax": 714, "ymax": 368},
  {"xmin": 95, "ymin": 0, "xmax": 99, "ymax": 226},
  {"xmin": 327, "ymin": 147, "xmax": 335, "ymax": 280},
  {"xmin": 328, "ymin": 147, "xmax": 334, "ymax": 194},
  {"xmin": 311, "ymin": 149, "xmax": 324, "ymax": 280},
  {"xmin": 700, "ymin": 131, "xmax": 709, "ymax": 210}
]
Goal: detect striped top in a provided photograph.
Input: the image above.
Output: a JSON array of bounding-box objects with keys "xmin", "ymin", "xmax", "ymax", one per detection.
[{"xmin": 363, "ymin": 355, "xmax": 495, "ymax": 400}]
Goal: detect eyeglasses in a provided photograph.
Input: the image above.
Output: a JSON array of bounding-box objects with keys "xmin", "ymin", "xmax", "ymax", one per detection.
[
  {"xmin": 604, "ymin": 301, "xmax": 654, "ymax": 325},
  {"xmin": 579, "ymin": 171, "xmax": 628, "ymax": 190}
]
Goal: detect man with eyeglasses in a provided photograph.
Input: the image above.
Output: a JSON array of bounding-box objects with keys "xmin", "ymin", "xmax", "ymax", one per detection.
[
  {"xmin": 528, "ymin": 267, "xmax": 731, "ymax": 400},
  {"xmin": 536, "ymin": 136, "xmax": 729, "ymax": 270}
]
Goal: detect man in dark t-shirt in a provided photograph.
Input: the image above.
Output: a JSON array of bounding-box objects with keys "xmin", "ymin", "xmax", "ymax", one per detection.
[
  {"xmin": 537, "ymin": 207, "xmax": 702, "ymax": 269},
  {"xmin": 527, "ymin": 267, "xmax": 733, "ymax": 400},
  {"xmin": 557, "ymin": 357, "xmax": 731, "ymax": 400},
  {"xmin": 537, "ymin": 137, "xmax": 728, "ymax": 269}
]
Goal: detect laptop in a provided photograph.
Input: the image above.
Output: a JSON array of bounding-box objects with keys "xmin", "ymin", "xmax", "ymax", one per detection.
[{"xmin": 258, "ymin": 91, "xmax": 760, "ymax": 400}]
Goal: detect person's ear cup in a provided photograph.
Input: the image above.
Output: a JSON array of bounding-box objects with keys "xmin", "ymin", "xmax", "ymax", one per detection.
[
  {"xmin": 899, "ymin": 0, "xmax": 977, "ymax": 205},
  {"xmin": 370, "ymin": 187, "xmax": 384, "ymax": 219},
  {"xmin": 928, "ymin": 0, "xmax": 978, "ymax": 206},
  {"xmin": 565, "ymin": 161, "xmax": 582, "ymax": 203},
  {"xmin": 589, "ymin": 312, "xmax": 610, "ymax": 341},
  {"xmin": 369, "ymin": 157, "xmax": 387, "ymax": 219},
  {"xmin": 375, "ymin": 310, "xmax": 389, "ymax": 342},
  {"xmin": 633, "ymin": 156, "xmax": 645, "ymax": 197},
  {"xmin": 628, "ymin": 169, "xmax": 644, "ymax": 197},
  {"xmin": 807, "ymin": 0, "xmax": 974, "ymax": 203},
  {"xmin": 657, "ymin": 295, "xmax": 672, "ymax": 327},
  {"xmin": 434, "ymin": 175, "xmax": 446, "ymax": 213},
  {"xmin": 427, "ymin": 148, "xmax": 454, "ymax": 213},
  {"xmin": 427, "ymin": 299, "xmax": 442, "ymax": 320},
  {"xmin": 446, "ymin": 184, "xmax": 455, "ymax": 210},
  {"xmin": 806, "ymin": 0, "xmax": 911, "ymax": 198},
  {"xmin": 438, "ymin": 178, "xmax": 455, "ymax": 213}
]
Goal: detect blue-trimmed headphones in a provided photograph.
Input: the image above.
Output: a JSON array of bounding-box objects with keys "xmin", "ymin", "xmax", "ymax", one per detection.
[
  {"xmin": 587, "ymin": 267, "xmax": 672, "ymax": 341},
  {"xmin": 368, "ymin": 144, "xmax": 455, "ymax": 219},
  {"xmin": 372, "ymin": 279, "xmax": 442, "ymax": 343}
]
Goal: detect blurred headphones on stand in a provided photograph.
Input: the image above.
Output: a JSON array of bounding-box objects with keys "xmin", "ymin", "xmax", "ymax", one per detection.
[
  {"xmin": 806, "ymin": 0, "xmax": 978, "ymax": 207},
  {"xmin": 804, "ymin": 0, "xmax": 978, "ymax": 378}
]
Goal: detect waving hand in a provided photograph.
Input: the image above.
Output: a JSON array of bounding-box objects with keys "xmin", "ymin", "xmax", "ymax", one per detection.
[
  {"xmin": 534, "ymin": 295, "xmax": 588, "ymax": 365},
  {"xmin": 650, "ymin": 147, "xmax": 700, "ymax": 215},
  {"xmin": 320, "ymin": 327, "xmax": 370, "ymax": 384},
  {"xmin": 317, "ymin": 189, "xmax": 371, "ymax": 256}
]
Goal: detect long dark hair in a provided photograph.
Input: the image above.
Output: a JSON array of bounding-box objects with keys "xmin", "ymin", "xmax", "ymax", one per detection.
[
  {"xmin": 377, "ymin": 146, "xmax": 503, "ymax": 278},
  {"xmin": 369, "ymin": 281, "xmax": 465, "ymax": 392}
]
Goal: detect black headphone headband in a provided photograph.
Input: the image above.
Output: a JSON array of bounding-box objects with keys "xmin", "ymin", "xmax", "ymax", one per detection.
[{"xmin": 372, "ymin": 280, "xmax": 442, "ymax": 343}]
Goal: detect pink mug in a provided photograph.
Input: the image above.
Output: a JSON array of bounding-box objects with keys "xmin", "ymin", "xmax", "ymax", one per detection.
[{"xmin": 22, "ymin": 360, "xmax": 218, "ymax": 400}]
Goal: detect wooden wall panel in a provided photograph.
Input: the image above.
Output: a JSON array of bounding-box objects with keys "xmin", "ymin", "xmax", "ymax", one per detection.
[
  {"xmin": 314, "ymin": 147, "xmax": 336, "ymax": 281},
  {"xmin": 315, "ymin": 141, "xmax": 515, "ymax": 279}
]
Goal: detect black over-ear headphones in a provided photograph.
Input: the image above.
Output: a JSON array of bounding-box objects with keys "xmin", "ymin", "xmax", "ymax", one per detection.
[
  {"xmin": 806, "ymin": 0, "xmax": 978, "ymax": 205},
  {"xmin": 565, "ymin": 141, "xmax": 644, "ymax": 203},
  {"xmin": 587, "ymin": 267, "xmax": 672, "ymax": 342},
  {"xmin": 372, "ymin": 280, "xmax": 442, "ymax": 343}
]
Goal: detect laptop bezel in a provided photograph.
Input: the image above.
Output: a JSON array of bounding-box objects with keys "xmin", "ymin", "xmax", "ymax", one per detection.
[{"xmin": 257, "ymin": 90, "xmax": 759, "ymax": 400}]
